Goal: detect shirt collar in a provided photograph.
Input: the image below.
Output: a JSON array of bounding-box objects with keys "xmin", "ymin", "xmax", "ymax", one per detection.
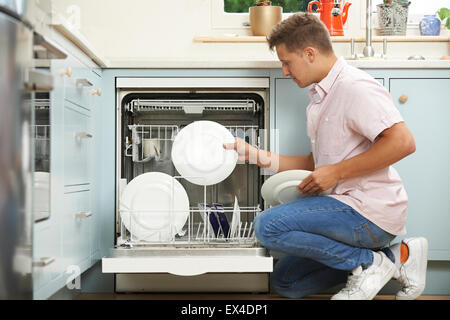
[{"xmin": 308, "ymin": 57, "xmax": 346, "ymax": 103}]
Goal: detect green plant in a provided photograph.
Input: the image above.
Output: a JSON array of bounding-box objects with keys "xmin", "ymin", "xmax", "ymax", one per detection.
[{"xmin": 437, "ymin": 8, "xmax": 450, "ymax": 30}]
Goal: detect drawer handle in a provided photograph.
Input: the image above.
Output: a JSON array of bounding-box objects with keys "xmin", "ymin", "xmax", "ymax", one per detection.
[
  {"xmin": 399, "ymin": 94, "xmax": 408, "ymax": 104},
  {"xmin": 91, "ymin": 88, "xmax": 102, "ymax": 96},
  {"xmin": 76, "ymin": 78, "xmax": 93, "ymax": 87},
  {"xmin": 75, "ymin": 211, "xmax": 92, "ymax": 219},
  {"xmin": 75, "ymin": 132, "xmax": 93, "ymax": 139},
  {"xmin": 33, "ymin": 257, "xmax": 55, "ymax": 267},
  {"xmin": 59, "ymin": 67, "xmax": 72, "ymax": 78}
]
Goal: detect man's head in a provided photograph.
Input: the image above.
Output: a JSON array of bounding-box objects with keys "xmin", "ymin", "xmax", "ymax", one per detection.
[{"xmin": 267, "ymin": 13, "xmax": 336, "ymax": 88}]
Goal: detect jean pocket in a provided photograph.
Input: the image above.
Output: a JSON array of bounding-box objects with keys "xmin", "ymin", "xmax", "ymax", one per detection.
[{"xmin": 354, "ymin": 222, "xmax": 395, "ymax": 249}]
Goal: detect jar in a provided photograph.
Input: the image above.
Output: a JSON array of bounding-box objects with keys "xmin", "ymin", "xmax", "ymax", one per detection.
[{"xmin": 419, "ymin": 14, "xmax": 441, "ymax": 36}]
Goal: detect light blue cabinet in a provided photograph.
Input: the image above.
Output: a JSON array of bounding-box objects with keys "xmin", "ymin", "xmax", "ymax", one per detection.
[
  {"xmin": 33, "ymin": 34, "xmax": 103, "ymax": 299},
  {"xmin": 391, "ymin": 78, "xmax": 450, "ymax": 260},
  {"xmin": 63, "ymin": 100, "xmax": 92, "ymax": 187},
  {"xmin": 62, "ymin": 189, "xmax": 92, "ymax": 273},
  {"xmin": 274, "ymin": 78, "xmax": 311, "ymax": 156}
]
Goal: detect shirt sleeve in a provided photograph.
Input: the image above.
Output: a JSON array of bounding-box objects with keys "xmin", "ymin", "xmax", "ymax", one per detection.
[{"xmin": 345, "ymin": 79, "xmax": 404, "ymax": 143}]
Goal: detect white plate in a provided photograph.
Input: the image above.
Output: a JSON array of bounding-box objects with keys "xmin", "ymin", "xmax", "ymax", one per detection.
[
  {"xmin": 120, "ymin": 172, "xmax": 190, "ymax": 241},
  {"xmin": 261, "ymin": 170, "xmax": 332, "ymax": 207},
  {"xmin": 171, "ymin": 121, "xmax": 238, "ymax": 186},
  {"xmin": 230, "ymin": 196, "xmax": 241, "ymax": 238}
]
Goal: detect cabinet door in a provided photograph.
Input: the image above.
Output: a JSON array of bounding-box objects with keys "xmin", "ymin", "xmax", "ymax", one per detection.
[
  {"xmin": 33, "ymin": 223, "xmax": 61, "ymax": 296},
  {"xmin": 64, "ymin": 101, "xmax": 92, "ymax": 187},
  {"xmin": 62, "ymin": 190, "xmax": 92, "ymax": 272},
  {"xmin": 274, "ymin": 78, "xmax": 311, "ymax": 157},
  {"xmin": 59, "ymin": 53, "xmax": 94, "ymax": 111},
  {"xmin": 391, "ymin": 78, "xmax": 450, "ymax": 260}
]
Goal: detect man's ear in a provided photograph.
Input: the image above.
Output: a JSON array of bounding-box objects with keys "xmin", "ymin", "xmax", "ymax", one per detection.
[{"xmin": 303, "ymin": 47, "xmax": 317, "ymax": 62}]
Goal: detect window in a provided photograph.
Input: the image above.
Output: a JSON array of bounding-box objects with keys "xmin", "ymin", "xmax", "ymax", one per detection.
[{"xmin": 224, "ymin": 0, "xmax": 310, "ymax": 13}]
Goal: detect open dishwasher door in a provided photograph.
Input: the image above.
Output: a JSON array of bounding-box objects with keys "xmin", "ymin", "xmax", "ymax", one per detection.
[{"xmin": 103, "ymin": 78, "xmax": 274, "ymax": 293}]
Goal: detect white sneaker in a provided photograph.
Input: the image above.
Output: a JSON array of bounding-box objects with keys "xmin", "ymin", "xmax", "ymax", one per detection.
[
  {"xmin": 331, "ymin": 251, "xmax": 397, "ymax": 300},
  {"xmin": 394, "ymin": 237, "xmax": 428, "ymax": 300}
]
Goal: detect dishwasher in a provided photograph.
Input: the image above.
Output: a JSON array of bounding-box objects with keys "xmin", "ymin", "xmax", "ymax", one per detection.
[{"xmin": 102, "ymin": 78, "xmax": 274, "ymax": 293}]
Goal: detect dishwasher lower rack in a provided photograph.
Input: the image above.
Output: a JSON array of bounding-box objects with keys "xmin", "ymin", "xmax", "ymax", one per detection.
[
  {"xmin": 104, "ymin": 205, "xmax": 273, "ymax": 277},
  {"xmin": 117, "ymin": 205, "xmax": 261, "ymax": 248}
]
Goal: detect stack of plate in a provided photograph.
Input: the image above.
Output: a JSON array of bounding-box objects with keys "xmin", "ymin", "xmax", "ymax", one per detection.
[{"xmin": 120, "ymin": 172, "xmax": 190, "ymax": 241}]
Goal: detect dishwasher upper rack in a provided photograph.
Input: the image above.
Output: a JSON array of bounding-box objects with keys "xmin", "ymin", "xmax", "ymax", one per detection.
[
  {"xmin": 125, "ymin": 98, "xmax": 260, "ymax": 114},
  {"xmin": 125, "ymin": 124, "xmax": 260, "ymax": 163}
]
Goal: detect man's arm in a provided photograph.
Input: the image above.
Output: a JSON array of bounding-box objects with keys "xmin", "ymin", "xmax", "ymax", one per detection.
[
  {"xmin": 298, "ymin": 122, "xmax": 416, "ymax": 195},
  {"xmin": 223, "ymin": 137, "xmax": 315, "ymax": 173}
]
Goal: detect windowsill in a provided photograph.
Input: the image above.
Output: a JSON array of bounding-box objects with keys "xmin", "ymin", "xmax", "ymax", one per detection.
[{"xmin": 194, "ymin": 35, "xmax": 450, "ymax": 43}]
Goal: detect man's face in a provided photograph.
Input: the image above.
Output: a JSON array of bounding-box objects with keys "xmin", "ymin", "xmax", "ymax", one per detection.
[{"xmin": 276, "ymin": 43, "xmax": 313, "ymax": 88}]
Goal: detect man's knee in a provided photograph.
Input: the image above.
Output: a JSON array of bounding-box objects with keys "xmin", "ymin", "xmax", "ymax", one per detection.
[{"xmin": 254, "ymin": 210, "xmax": 273, "ymax": 247}]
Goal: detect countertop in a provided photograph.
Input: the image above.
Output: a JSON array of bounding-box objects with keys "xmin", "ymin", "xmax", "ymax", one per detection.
[{"xmin": 105, "ymin": 58, "xmax": 450, "ymax": 69}]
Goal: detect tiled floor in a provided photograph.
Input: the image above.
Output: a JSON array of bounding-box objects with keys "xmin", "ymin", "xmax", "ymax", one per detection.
[{"xmin": 75, "ymin": 293, "xmax": 450, "ymax": 300}]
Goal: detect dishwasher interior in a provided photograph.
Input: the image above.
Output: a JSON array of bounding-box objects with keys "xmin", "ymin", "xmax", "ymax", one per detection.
[{"xmin": 104, "ymin": 78, "xmax": 273, "ymax": 293}]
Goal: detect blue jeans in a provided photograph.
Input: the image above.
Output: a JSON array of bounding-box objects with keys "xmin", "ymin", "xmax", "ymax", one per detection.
[{"xmin": 254, "ymin": 196, "xmax": 396, "ymax": 298}]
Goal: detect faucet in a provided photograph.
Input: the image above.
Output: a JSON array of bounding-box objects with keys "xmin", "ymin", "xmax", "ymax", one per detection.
[{"xmin": 363, "ymin": 0, "xmax": 375, "ymax": 57}]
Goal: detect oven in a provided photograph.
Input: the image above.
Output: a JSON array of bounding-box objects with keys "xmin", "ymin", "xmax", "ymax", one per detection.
[{"xmin": 102, "ymin": 77, "xmax": 273, "ymax": 293}]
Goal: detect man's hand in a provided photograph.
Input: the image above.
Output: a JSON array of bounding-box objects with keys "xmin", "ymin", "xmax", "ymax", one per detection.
[
  {"xmin": 223, "ymin": 137, "xmax": 258, "ymax": 163},
  {"xmin": 298, "ymin": 164, "xmax": 340, "ymax": 195}
]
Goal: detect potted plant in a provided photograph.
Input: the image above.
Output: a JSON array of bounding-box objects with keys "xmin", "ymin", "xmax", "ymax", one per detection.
[
  {"xmin": 377, "ymin": 0, "xmax": 411, "ymax": 36},
  {"xmin": 437, "ymin": 7, "xmax": 450, "ymax": 30},
  {"xmin": 249, "ymin": 1, "xmax": 283, "ymax": 36}
]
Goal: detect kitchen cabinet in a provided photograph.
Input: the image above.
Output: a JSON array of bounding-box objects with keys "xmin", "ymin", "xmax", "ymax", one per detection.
[
  {"xmin": 63, "ymin": 100, "xmax": 92, "ymax": 187},
  {"xmin": 33, "ymin": 33, "xmax": 103, "ymax": 299},
  {"xmin": 273, "ymin": 78, "xmax": 311, "ymax": 156},
  {"xmin": 391, "ymin": 78, "xmax": 450, "ymax": 260},
  {"xmin": 62, "ymin": 189, "xmax": 92, "ymax": 273}
]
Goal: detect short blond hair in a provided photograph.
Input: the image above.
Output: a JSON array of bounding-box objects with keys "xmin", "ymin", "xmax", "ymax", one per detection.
[{"xmin": 267, "ymin": 13, "xmax": 333, "ymax": 55}]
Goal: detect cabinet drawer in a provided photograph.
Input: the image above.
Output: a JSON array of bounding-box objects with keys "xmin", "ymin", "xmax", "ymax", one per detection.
[
  {"xmin": 64, "ymin": 101, "xmax": 92, "ymax": 187},
  {"xmin": 33, "ymin": 223, "xmax": 61, "ymax": 292},
  {"xmin": 59, "ymin": 54, "xmax": 93, "ymax": 110},
  {"xmin": 62, "ymin": 191, "xmax": 92, "ymax": 270}
]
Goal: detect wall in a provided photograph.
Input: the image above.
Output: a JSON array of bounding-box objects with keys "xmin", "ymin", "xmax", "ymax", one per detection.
[{"xmin": 51, "ymin": 0, "xmax": 449, "ymax": 63}]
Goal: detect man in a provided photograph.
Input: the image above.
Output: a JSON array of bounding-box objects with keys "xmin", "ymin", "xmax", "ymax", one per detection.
[{"xmin": 224, "ymin": 13, "xmax": 428, "ymax": 300}]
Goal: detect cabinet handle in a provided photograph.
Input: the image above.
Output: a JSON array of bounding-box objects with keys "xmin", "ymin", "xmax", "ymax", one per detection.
[
  {"xmin": 59, "ymin": 67, "xmax": 72, "ymax": 78},
  {"xmin": 399, "ymin": 94, "xmax": 408, "ymax": 104},
  {"xmin": 75, "ymin": 132, "xmax": 93, "ymax": 139},
  {"xmin": 91, "ymin": 88, "xmax": 102, "ymax": 96},
  {"xmin": 33, "ymin": 257, "xmax": 55, "ymax": 267},
  {"xmin": 75, "ymin": 211, "xmax": 92, "ymax": 219},
  {"xmin": 76, "ymin": 78, "xmax": 93, "ymax": 87}
]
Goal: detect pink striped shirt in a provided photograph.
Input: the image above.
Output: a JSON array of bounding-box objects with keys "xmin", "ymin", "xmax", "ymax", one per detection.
[{"xmin": 307, "ymin": 57, "xmax": 408, "ymax": 236}]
